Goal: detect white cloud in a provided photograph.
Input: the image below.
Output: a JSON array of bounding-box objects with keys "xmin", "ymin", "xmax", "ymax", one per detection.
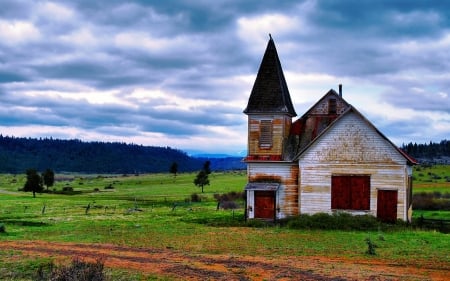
[
  {"xmin": 0, "ymin": 20, "xmax": 41, "ymax": 45},
  {"xmin": 236, "ymin": 14, "xmax": 306, "ymax": 51},
  {"xmin": 0, "ymin": 0, "xmax": 449, "ymax": 155},
  {"xmin": 391, "ymin": 32, "xmax": 450, "ymax": 54},
  {"xmin": 114, "ymin": 32, "xmax": 207, "ymax": 56},
  {"xmin": 60, "ymin": 28, "xmax": 99, "ymax": 47}
]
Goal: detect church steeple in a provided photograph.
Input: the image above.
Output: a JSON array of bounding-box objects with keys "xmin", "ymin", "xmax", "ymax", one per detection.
[{"xmin": 244, "ymin": 35, "xmax": 297, "ymax": 117}]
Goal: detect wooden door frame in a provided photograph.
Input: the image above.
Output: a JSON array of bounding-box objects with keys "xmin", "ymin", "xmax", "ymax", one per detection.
[
  {"xmin": 254, "ymin": 190, "xmax": 276, "ymax": 220},
  {"xmin": 331, "ymin": 175, "xmax": 370, "ymax": 210},
  {"xmin": 377, "ymin": 189, "xmax": 398, "ymax": 223}
]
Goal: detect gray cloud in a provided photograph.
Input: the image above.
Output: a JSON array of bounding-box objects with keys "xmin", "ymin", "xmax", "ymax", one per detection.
[{"xmin": 0, "ymin": 0, "xmax": 449, "ymax": 154}]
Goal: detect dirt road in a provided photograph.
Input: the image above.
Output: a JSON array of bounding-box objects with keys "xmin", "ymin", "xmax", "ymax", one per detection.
[{"xmin": 0, "ymin": 240, "xmax": 447, "ymax": 280}]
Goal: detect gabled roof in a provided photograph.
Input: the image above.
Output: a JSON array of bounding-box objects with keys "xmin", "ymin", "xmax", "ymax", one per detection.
[
  {"xmin": 299, "ymin": 89, "xmax": 349, "ymax": 117},
  {"xmin": 293, "ymin": 105, "xmax": 418, "ymax": 165},
  {"xmin": 287, "ymin": 89, "xmax": 350, "ymax": 157},
  {"xmin": 243, "ymin": 35, "xmax": 297, "ymax": 116}
]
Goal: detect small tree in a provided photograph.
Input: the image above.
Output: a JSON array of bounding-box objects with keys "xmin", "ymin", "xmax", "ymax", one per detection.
[
  {"xmin": 203, "ymin": 160, "xmax": 211, "ymax": 175},
  {"xmin": 23, "ymin": 169, "xmax": 43, "ymax": 198},
  {"xmin": 42, "ymin": 168, "xmax": 55, "ymax": 191},
  {"xmin": 194, "ymin": 169, "xmax": 209, "ymax": 193},
  {"xmin": 169, "ymin": 162, "xmax": 178, "ymax": 178}
]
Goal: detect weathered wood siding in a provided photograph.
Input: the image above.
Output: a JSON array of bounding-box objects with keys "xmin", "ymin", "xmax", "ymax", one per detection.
[
  {"xmin": 309, "ymin": 94, "xmax": 347, "ymax": 115},
  {"xmin": 248, "ymin": 115, "xmax": 291, "ymax": 156},
  {"xmin": 247, "ymin": 162, "xmax": 298, "ymax": 219},
  {"xmin": 298, "ymin": 112, "xmax": 410, "ymax": 221}
]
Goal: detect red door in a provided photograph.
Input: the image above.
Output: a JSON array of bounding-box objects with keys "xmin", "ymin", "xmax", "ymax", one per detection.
[
  {"xmin": 254, "ymin": 191, "xmax": 275, "ymax": 219},
  {"xmin": 377, "ymin": 190, "xmax": 398, "ymax": 222},
  {"xmin": 331, "ymin": 176, "xmax": 370, "ymax": 210}
]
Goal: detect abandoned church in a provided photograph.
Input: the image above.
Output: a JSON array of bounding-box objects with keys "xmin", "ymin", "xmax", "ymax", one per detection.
[{"xmin": 243, "ymin": 36, "xmax": 417, "ymax": 222}]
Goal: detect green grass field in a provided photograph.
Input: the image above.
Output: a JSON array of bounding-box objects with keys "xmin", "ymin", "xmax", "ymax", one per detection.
[
  {"xmin": 413, "ymin": 164, "xmax": 450, "ymax": 191},
  {"xmin": 412, "ymin": 164, "xmax": 450, "ymax": 220},
  {"xmin": 0, "ymin": 168, "xmax": 449, "ymax": 280}
]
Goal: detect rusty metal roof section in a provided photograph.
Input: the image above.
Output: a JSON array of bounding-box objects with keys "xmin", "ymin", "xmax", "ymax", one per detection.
[
  {"xmin": 243, "ymin": 35, "xmax": 297, "ymax": 117},
  {"xmin": 284, "ymin": 89, "xmax": 350, "ymax": 159},
  {"xmin": 244, "ymin": 182, "xmax": 280, "ymax": 191}
]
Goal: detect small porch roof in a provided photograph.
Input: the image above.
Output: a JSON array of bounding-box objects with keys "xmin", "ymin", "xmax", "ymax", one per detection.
[{"xmin": 244, "ymin": 183, "xmax": 280, "ymax": 191}]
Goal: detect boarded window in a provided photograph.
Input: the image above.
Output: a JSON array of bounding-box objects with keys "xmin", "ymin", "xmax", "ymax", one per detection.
[
  {"xmin": 259, "ymin": 120, "xmax": 273, "ymax": 148},
  {"xmin": 328, "ymin": 99, "xmax": 337, "ymax": 114},
  {"xmin": 331, "ymin": 175, "xmax": 370, "ymax": 210}
]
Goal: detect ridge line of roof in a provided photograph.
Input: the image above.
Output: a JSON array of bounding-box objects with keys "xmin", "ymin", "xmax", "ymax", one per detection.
[{"xmin": 293, "ymin": 105, "xmax": 417, "ymax": 165}]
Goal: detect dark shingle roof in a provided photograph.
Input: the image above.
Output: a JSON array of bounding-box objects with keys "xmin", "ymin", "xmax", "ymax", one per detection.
[{"xmin": 243, "ymin": 36, "xmax": 297, "ymax": 116}]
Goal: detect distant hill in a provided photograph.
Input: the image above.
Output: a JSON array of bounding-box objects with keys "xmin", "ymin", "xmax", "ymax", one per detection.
[
  {"xmin": 2, "ymin": 136, "xmax": 446, "ymax": 174},
  {"xmin": 0, "ymin": 135, "xmax": 204, "ymax": 174},
  {"xmin": 196, "ymin": 157, "xmax": 246, "ymax": 171}
]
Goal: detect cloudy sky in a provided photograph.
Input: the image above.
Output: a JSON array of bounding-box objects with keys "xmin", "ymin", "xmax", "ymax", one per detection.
[{"xmin": 1, "ymin": 0, "xmax": 449, "ymax": 155}]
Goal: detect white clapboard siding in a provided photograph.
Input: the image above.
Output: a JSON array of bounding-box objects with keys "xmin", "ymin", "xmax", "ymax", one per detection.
[
  {"xmin": 247, "ymin": 114, "xmax": 291, "ymax": 156},
  {"xmin": 298, "ymin": 112, "xmax": 410, "ymax": 220},
  {"xmin": 247, "ymin": 162, "xmax": 299, "ymax": 219}
]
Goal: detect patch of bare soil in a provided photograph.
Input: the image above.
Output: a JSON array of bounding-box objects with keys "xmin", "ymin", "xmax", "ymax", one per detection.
[{"xmin": 0, "ymin": 241, "xmax": 447, "ymax": 280}]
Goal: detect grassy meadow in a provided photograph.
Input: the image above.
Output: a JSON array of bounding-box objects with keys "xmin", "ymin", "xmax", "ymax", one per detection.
[
  {"xmin": 0, "ymin": 166, "xmax": 449, "ymax": 279},
  {"xmin": 412, "ymin": 164, "xmax": 450, "ymax": 220}
]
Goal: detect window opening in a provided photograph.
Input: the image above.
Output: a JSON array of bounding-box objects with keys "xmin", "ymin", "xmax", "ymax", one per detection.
[
  {"xmin": 259, "ymin": 120, "xmax": 273, "ymax": 148},
  {"xmin": 328, "ymin": 99, "xmax": 337, "ymax": 114}
]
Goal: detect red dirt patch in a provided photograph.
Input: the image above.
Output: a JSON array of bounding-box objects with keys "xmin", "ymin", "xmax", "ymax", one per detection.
[{"xmin": 0, "ymin": 240, "xmax": 447, "ymax": 280}]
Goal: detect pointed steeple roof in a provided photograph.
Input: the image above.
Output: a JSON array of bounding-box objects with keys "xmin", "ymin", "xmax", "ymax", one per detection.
[{"xmin": 244, "ymin": 35, "xmax": 297, "ymax": 116}]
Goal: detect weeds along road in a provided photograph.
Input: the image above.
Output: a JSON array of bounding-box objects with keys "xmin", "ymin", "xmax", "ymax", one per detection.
[{"xmin": 0, "ymin": 240, "xmax": 448, "ymax": 280}]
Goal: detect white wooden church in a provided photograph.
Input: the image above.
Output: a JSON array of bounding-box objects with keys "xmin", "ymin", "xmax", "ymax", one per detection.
[{"xmin": 244, "ymin": 36, "xmax": 417, "ymax": 222}]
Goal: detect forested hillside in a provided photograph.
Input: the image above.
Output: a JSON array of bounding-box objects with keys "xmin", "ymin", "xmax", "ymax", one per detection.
[
  {"xmin": 0, "ymin": 136, "xmax": 203, "ymax": 173},
  {"xmin": 401, "ymin": 139, "xmax": 450, "ymax": 164},
  {"xmin": 199, "ymin": 157, "xmax": 246, "ymax": 171}
]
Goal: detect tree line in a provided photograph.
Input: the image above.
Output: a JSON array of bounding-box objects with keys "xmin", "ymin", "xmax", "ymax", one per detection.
[
  {"xmin": 0, "ymin": 135, "xmax": 203, "ymax": 173},
  {"xmin": 401, "ymin": 139, "xmax": 450, "ymax": 160}
]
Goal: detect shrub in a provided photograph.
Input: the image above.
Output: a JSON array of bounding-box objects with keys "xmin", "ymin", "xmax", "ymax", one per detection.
[
  {"xmin": 284, "ymin": 213, "xmax": 381, "ymax": 231},
  {"xmin": 48, "ymin": 257, "xmax": 106, "ymax": 281},
  {"xmin": 62, "ymin": 186, "xmax": 73, "ymax": 192},
  {"xmin": 220, "ymin": 201, "xmax": 239, "ymax": 210},
  {"xmin": 104, "ymin": 184, "xmax": 114, "ymax": 190},
  {"xmin": 413, "ymin": 192, "xmax": 450, "ymax": 211},
  {"xmin": 214, "ymin": 191, "xmax": 245, "ymax": 203},
  {"xmin": 365, "ymin": 237, "xmax": 377, "ymax": 255},
  {"xmin": 0, "ymin": 223, "xmax": 5, "ymax": 233},
  {"xmin": 245, "ymin": 219, "xmax": 271, "ymax": 228},
  {"xmin": 190, "ymin": 193, "xmax": 201, "ymax": 202}
]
